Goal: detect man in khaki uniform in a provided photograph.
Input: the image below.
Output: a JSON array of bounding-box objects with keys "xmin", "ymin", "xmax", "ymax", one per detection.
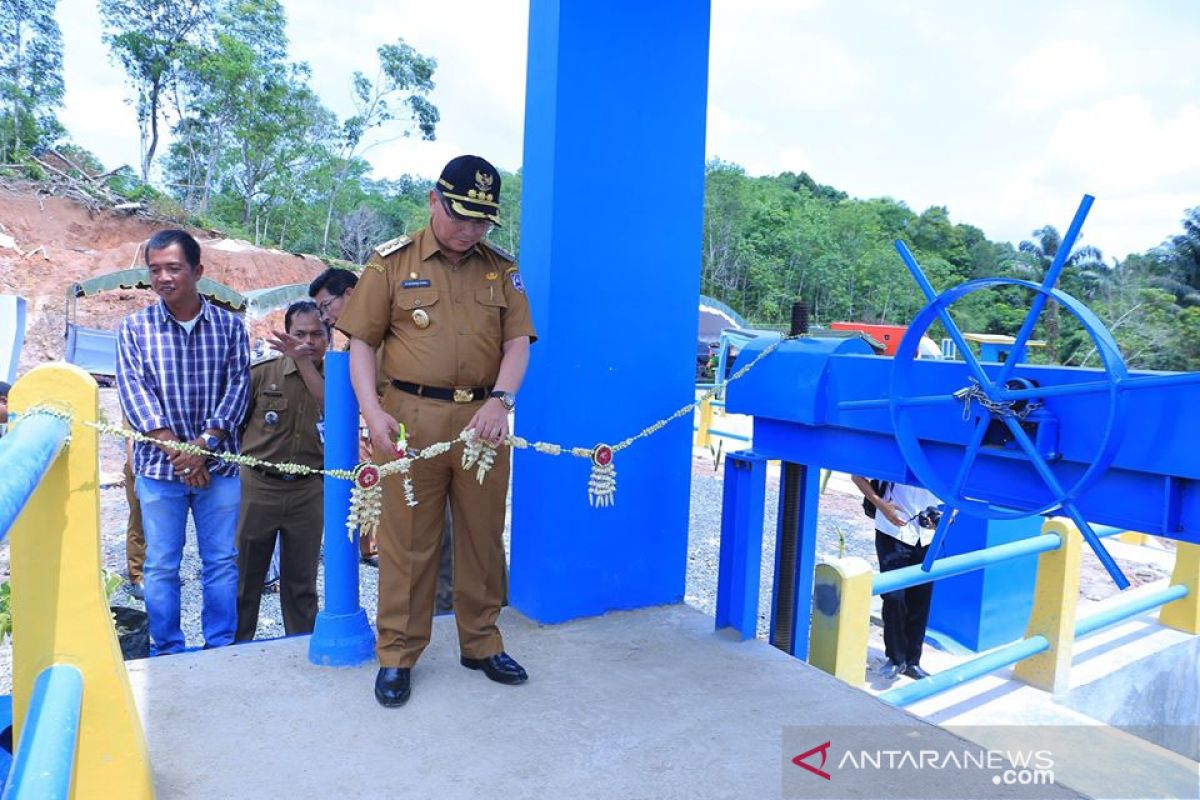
[
  {"xmin": 235, "ymin": 300, "xmax": 328, "ymax": 640},
  {"xmin": 310, "ymin": 267, "xmax": 456, "ymax": 611},
  {"xmin": 336, "ymin": 154, "xmax": 535, "ymax": 708}
]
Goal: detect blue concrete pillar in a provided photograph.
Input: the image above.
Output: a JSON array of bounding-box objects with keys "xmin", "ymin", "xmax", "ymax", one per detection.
[
  {"xmin": 309, "ymin": 350, "xmax": 375, "ymax": 666},
  {"xmin": 716, "ymin": 452, "xmax": 769, "ymax": 639},
  {"xmin": 511, "ymin": 0, "xmax": 712, "ymax": 623}
]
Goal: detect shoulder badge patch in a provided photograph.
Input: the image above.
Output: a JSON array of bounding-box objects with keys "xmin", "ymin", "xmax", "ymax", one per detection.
[
  {"xmin": 251, "ymin": 350, "xmax": 282, "ymax": 368},
  {"xmin": 374, "ymin": 235, "xmax": 412, "ymax": 258},
  {"xmin": 482, "ymin": 239, "xmax": 516, "ymax": 263},
  {"xmin": 509, "ymin": 271, "xmax": 526, "ymax": 294}
]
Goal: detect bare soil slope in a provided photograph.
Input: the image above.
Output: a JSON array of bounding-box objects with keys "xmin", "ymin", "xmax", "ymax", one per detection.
[{"xmin": 0, "ymin": 182, "xmax": 330, "ymax": 371}]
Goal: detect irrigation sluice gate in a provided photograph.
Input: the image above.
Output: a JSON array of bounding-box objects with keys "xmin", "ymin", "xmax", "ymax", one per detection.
[
  {"xmin": 727, "ymin": 332, "xmax": 1200, "ymax": 548},
  {"xmin": 718, "ymin": 197, "xmax": 1200, "ymax": 657}
]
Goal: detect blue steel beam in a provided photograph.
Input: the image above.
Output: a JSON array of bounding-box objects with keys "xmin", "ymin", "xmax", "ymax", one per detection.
[
  {"xmin": 2, "ymin": 664, "xmax": 83, "ymax": 800},
  {"xmin": 0, "ymin": 412, "xmax": 71, "ymax": 544},
  {"xmin": 715, "ymin": 452, "xmax": 768, "ymax": 639}
]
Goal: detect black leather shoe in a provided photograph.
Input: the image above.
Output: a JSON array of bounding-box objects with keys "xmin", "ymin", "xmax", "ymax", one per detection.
[
  {"xmin": 904, "ymin": 664, "xmax": 932, "ymax": 680},
  {"xmin": 879, "ymin": 659, "xmax": 906, "ymax": 680},
  {"xmin": 461, "ymin": 652, "xmax": 528, "ymax": 685},
  {"xmin": 374, "ymin": 667, "xmax": 411, "ymax": 707}
]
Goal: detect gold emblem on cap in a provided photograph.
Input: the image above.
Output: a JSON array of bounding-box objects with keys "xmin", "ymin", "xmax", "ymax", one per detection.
[
  {"xmin": 412, "ymin": 308, "xmax": 430, "ymax": 329},
  {"xmin": 475, "ymin": 170, "xmax": 494, "ymax": 192}
]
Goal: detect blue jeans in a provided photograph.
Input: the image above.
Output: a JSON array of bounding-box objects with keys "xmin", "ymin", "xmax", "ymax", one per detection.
[{"xmin": 135, "ymin": 475, "xmax": 241, "ymax": 655}]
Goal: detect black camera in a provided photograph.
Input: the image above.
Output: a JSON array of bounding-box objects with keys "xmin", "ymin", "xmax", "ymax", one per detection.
[{"xmin": 916, "ymin": 507, "xmax": 942, "ymax": 530}]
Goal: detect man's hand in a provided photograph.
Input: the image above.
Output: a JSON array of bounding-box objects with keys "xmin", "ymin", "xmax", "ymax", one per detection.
[
  {"xmin": 466, "ymin": 398, "xmax": 510, "ymax": 446},
  {"xmin": 168, "ymin": 440, "xmax": 208, "ymax": 476},
  {"xmin": 364, "ymin": 408, "xmax": 402, "ymax": 460},
  {"xmin": 267, "ymin": 329, "xmax": 316, "ymax": 361},
  {"xmin": 181, "ymin": 463, "xmax": 211, "ymax": 489},
  {"xmin": 878, "ymin": 500, "xmax": 908, "ymax": 528}
]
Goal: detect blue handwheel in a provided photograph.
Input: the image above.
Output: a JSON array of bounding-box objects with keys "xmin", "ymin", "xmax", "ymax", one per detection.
[{"xmin": 889, "ymin": 277, "xmax": 1132, "ymax": 588}]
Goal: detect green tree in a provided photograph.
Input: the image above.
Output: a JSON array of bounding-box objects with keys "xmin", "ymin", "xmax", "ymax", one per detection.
[
  {"xmin": 164, "ymin": 0, "xmax": 287, "ymax": 214},
  {"xmin": 318, "ymin": 39, "xmax": 439, "ymax": 253},
  {"xmin": 100, "ymin": 0, "xmax": 212, "ymax": 181},
  {"xmin": 0, "ymin": 0, "xmax": 65, "ymax": 160}
]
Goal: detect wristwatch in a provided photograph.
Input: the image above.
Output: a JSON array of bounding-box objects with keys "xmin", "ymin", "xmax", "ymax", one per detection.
[
  {"xmin": 489, "ymin": 390, "xmax": 516, "ymax": 411},
  {"xmin": 201, "ymin": 433, "xmax": 221, "ymax": 451}
]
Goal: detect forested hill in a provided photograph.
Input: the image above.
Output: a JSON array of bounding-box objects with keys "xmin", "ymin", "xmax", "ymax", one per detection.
[
  {"xmin": 2, "ymin": 0, "xmax": 1197, "ymax": 370},
  {"xmin": 698, "ymin": 161, "xmax": 1200, "ymax": 372}
]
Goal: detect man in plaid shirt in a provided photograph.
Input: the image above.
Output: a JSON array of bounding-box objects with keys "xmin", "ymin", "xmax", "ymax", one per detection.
[{"xmin": 117, "ymin": 229, "xmax": 250, "ymax": 655}]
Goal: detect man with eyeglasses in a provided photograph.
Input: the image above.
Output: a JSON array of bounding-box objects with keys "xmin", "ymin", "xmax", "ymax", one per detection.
[{"xmin": 335, "ymin": 155, "xmax": 536, "ymax": 707}]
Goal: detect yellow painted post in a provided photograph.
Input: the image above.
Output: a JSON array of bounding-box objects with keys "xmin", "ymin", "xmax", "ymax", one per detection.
[
  {"xmin": 1158, "ymin": 541, "xmax": 1200, "ymax": 634},
  {"xmin": 1118, "ymin": 530, "xmax": 1149, "ymax": 546},
  {"xmin": 9, "ymin": 364, "xmax": 155, "ymax": 799},
  {"xmin": 1013, "ymin": 518, "xmax": 1082, "ymax": 694},
  {"xmin": 694, "ymin": 395, "xmax": 714, "ymax": 448},
  {"xmin": 808, "ymin": 557, "xmax": 873, "ymax": 685}
]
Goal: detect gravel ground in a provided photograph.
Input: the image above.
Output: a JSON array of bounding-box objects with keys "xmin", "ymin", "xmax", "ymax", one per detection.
[{"xmin": 0, "ymin": 391, "xmax": 1170, "ymax": 694}]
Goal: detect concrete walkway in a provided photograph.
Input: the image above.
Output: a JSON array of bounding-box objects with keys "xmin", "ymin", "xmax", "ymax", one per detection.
[{"xmin": 126, "ymin": 605, "xmax": 1083, "ymax": 799}]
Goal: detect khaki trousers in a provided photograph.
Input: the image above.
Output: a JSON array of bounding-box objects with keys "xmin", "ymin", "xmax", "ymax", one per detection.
[
  {"xmin": 375, "ymin": 391, "xmax": 508, "ymax": 668},
  {"xmin": 124, "ymin": 460, "xmax": 145, "ymax": 584},
  {"xmin": 235, "ymin": 469, "xmax": 323, "ymax": 640}
]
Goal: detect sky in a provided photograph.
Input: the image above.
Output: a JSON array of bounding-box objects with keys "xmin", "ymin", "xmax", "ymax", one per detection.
[{"xmin": 55, "ymin": 0, "xmax": 1200, "ymax": 260}]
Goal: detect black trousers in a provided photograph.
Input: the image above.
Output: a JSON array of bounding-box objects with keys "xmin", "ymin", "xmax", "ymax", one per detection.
[{"xmin": 874, "ymin": 530, "xmax": 933, "ymax": 666}]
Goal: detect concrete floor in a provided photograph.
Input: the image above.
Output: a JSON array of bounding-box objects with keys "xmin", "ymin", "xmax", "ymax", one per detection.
[{"xmin": 126, "ymin": 604, "xmax": 1084, "ymax": 800}]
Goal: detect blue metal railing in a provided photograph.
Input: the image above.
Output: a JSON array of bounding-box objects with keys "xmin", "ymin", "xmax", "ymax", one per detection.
[
  {"xmin": 0, "ymin": 413, "xmax": 71, "ymax": 543},
  {"xmin": 873, "ymin": 522, "xmax": 1189, "ymax": 707},
  {"xmin": 0, "ymin": 666, "xmax": 83, "ymax": 800},
  {"xmin": 0, "ymin": 412, "xmax": 78, "ymax": 796},
  {"xmin": 1074, "ymin": 584, "xmax": 1188, "ymax": 638},
  {"xmin": 873, "ymin": 524, "xmax": 1125, "ymax": 597},
  {"xmin": 880, "ymin": 636, "xmax": 1050, "ymax": 707},
  {"xmin": 873, "ymin": 533, "xmax": 1061, "ymax": 596}
]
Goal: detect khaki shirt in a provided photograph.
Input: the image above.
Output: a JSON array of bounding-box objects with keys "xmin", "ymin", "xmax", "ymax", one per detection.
[
  {"xmin": 241, "ymin": 356, "xmax": 324, "ymax": 470},
  {"xmin": 335, "ymin": 226, "xmax": 537, "ymax": 388}
]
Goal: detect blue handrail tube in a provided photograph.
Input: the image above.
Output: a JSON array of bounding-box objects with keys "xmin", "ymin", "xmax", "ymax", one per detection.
[
  {"xmin": 1, "ymin": 665, "xmax": 84, "ymax": 800},
  {"xmin": 879, "ymin": 635, "xmax": 1050, "ymax": 707},
  {"xmin": 0, "ymin": 413, "xmax": 71, "ymax": 544},
  {"xmin": 1075, "ymin": 585, "xmax": 1188, "ymax": 638},
  {"xmin": 873, "ymin": 533, "xmax": 1061, "ymax": 596}
]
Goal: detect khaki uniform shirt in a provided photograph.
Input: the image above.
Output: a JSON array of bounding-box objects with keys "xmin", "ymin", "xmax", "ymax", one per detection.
[
  {"xmin": 335, "ymin": 226, "xmax": 537, "ymax": 388},
  {"xmin": 241, "ymin": 356, "xmax": 325, "ymax": 470}
]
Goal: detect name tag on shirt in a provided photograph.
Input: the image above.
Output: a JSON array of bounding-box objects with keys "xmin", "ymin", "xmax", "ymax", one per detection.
[
  {"xmin": 402, "ymin": 279, "xmax": 432, "ymax": 289},
  {"xmin": 316, "ymin": 419, "xmax": 326, "ymax": 444}
]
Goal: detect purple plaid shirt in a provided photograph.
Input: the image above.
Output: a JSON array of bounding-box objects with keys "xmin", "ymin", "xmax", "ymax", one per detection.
[{"xmin": 117, "ymin": 298, "xmax": 250, "ymax": 481}]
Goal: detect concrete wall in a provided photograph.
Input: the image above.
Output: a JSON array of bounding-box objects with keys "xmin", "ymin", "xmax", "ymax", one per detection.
[{"xmin": 1059, "ymin": 637, "xmax": 1199, "ymax": 761}]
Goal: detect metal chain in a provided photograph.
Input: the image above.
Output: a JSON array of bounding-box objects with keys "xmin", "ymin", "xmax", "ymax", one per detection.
[
  {"xmin": 18, "ymin": 333, "xmax": 793, "ymax": 478},
  {"xmin": 952, "ymin": 377, "xmax": 1042, "ymax": 422}
]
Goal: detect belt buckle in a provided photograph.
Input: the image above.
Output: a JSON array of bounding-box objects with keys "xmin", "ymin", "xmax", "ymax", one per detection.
[{"xmin": 453, "ymin": 388, "xmax": 473, "ymax": 403}]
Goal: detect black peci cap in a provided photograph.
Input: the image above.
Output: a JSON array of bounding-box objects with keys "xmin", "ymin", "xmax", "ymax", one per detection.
[{"xmin": 436, "ymin": 155, "xmax": 502, "ymax": 226}]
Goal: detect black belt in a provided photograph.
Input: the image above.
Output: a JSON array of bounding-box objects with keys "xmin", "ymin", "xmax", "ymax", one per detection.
[
  {"xmin": 248, "ymin": 464, "xmax": 318, "ymax": 482},
  {"xmin": 392, "ymin": 380, "xmax": 492, "ymax": 403}
]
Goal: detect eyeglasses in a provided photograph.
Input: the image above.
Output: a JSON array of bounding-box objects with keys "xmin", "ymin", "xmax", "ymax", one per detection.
[
  {"xmin": 439, "ymin": 195, "xmax": 494, "ymax": 233},
  {"xmin": 317, "ymin": 297, "xmax": 337, "ymax": 315}
]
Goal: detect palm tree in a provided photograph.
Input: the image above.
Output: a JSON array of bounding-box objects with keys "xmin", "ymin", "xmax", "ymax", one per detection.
[{"xmin": 1018, "ymin": 226, "xmax": 1108, "ymax": 361}]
